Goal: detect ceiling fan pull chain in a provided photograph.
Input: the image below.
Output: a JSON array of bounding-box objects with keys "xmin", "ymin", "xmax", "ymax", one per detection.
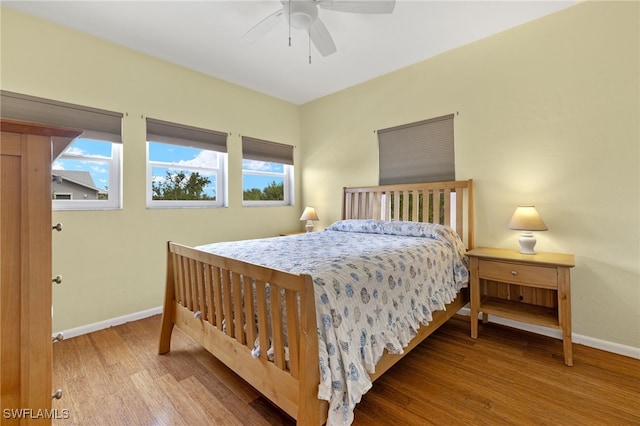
[
  {"xmin": 288, "ymin": 0, "xmax": 292, "ymax": 47},
  {"xmin": 308, "ymin": 29, "xmax": 312, "ymax": 64}
]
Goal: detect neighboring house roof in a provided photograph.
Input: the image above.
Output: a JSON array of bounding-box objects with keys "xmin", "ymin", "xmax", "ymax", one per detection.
[{"xmin": 52, "ymin": 170, "xmax": 103, "ymax": 193}]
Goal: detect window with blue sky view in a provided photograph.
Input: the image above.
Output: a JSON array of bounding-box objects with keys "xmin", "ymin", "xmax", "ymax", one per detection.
[
  {"xmin": 148, "ymin": 142, "xmax": 219, "ymax": 200},
  {"xmin": 52, "ymin": 138, "xmax": 121, "ymax": 209},
  {"xmin": 53, "ymin": 139, "xmax": 111, "ymax": 192}
]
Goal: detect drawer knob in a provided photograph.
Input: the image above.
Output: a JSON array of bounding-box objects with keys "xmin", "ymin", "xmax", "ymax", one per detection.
[
  {"xmin": 52, "ymin": 389, "xmax": 63, "ymax": 400},
  {"xmin": 511, "ymin": 270, "xmax": 518, "ymax": 276},
  {"xmin": 52, "ymin": 223, "xmax": 63, "ymax": 232},
  {"xmin": 52, "ymin": 275, "xmax": 63, "ymax": 284},
  {"xmin": 52, "ymin": 332, "xmax": 64, "ymax": 343}
]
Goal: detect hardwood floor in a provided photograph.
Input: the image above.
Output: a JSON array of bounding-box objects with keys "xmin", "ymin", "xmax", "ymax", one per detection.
[{"xmin": 52, "ymin": 315, "xmax": 639, "ymax": 425}]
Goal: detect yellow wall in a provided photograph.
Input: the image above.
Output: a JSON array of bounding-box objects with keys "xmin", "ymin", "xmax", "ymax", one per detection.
[
  {"xmin": 300, "ymin": 1, "xmax": 639, "ymax": 349},
  {"xmin": 1, "ymin": 7, "xmax": 303, "ymax": 331},
  {"xmin": 2, "ymin": 1, "xmax": 638, "ymax": 350}
]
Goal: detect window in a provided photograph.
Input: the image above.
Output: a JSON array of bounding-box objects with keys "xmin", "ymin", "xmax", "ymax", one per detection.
[
  {"xmin": 53, "ymin": 138, "xmax": 122, "ymax": 210},
  {"xmin": 146, "ymin": 118, "xmax": 227, "ymax": 208},
  {"xmin": 377, "ymin": 114, "xmax": 455, "ymax": 185},
  {"xmin": 241, "ymin": 136, "xmax": 294, "ymax": 206},
  {"xmin": 0, "ymin": 90, "xmax": 123, "ymax": 210}
]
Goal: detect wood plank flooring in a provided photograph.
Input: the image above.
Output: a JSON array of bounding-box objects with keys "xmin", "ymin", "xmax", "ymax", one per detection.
[{"xmin": 52, "ymin": 315, "xmax": 640, "ymax": 425}]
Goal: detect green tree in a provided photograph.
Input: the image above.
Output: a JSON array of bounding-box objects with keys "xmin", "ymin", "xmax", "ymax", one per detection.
[
  {"xmin": 152, "ymin": 171, "xmax": 214, "ymax": 200},
  {"xmin": 262, "ymin": 180, "xmax": 284, "ymax": 200},
  {"xmin": 391, "ymin": 192, "xmax": 445, "ymax": 222},
  {"xmin": 243, "ymin": 180, "xmax": 284, "ymax": 201}
]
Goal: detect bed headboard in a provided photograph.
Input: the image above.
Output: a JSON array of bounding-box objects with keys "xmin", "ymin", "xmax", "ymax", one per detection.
[{"xmin": 342, "ymin": 180, "xmax": 474, "ymax": 249}]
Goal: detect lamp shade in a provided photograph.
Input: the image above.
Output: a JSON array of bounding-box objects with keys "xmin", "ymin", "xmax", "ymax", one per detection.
[
  {"xmin": 507, "ymin": 206, "xmax": 548, "ymax": 231},
  {"xmin": 299, "ymin": 206, "xmax": 319, "ymax": 221}
]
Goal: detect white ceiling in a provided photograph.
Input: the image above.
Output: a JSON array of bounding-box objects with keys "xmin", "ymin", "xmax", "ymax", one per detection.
[{"xmin": 3, "ymin": 0, "xmax": 576, "ymax": 105}]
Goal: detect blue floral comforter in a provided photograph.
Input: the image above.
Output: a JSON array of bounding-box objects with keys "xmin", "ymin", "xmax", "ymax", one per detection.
[{"xmin": 197, "ymin": 220, "xmax": 469, "ymax": 426}]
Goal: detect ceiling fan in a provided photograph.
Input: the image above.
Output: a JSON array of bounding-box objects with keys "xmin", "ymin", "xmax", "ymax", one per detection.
[{"xmin": 243, "ymin": 0, "xmax": 397, "ymax": 58}]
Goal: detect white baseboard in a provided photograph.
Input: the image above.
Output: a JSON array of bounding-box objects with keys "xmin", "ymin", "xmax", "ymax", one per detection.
[
  {"xmin": 458, "ymin": 307, "xmax": 640, "ymax": 360},
  {"xmin": 56, "ymin": 306, "xmax": 163, "ymax": 340},
  {"xmin": 56, "ymin": 305, "xmax": 639, "ymax": 361}
]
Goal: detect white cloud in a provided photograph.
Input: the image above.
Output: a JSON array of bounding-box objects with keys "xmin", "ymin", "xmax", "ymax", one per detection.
[
  {"xmin": 243, "ymin": 160, "xmax": 278, "ymax": 172},
  {"xmin": 177, "ymin": 150, "xmax": 219, "ymax": 168},
  {"xmin": 63, "ymin": 147, "xmax": 110, "ymax": 160},
  {"xmin": 64, "ymin": 146, "xmax": 87, "ymax": 156},
  {"xmin": 90, "ymin": 165, "xmax": 108, "ymax": 174},
  {"xmin": 152, "ymin": 175, "xmax": 166, "ymax": 184}
]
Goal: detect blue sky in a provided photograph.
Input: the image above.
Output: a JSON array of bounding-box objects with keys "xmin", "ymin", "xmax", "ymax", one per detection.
[
  {"xmin": 53, "ymin": 139, "xmax": 286, "ymax": 195},
  {"xmin": 52, "ymin": 138, "xmax": 111, "ymax": 190},
  {"xmin": 149, "ymin": 142, "xmax": 285, "ymax": 194}
]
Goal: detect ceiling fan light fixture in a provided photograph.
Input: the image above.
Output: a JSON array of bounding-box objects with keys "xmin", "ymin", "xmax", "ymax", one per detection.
[{"xmin": 288, "ymin": 1, "xmax": 318, "ymax": 29}]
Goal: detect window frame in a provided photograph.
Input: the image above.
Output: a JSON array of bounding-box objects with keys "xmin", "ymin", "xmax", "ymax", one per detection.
[
  {"xmin": 241, "ymin": 162, "xmax": 294, "ymax": 207},
  {"xmin": 241, "ymin": 136, "xmax": 294, "ymax": 207},
  {"xmin": 52, "ymin": 139, "xmax": 122, "ymax": 211},
  {"xmin": 145, "ymin": 118, "xmax": 228, "ymax": 209},
  {"xmin": 146, "ymin": 141, "xmax": 227, "ymax": 209}
]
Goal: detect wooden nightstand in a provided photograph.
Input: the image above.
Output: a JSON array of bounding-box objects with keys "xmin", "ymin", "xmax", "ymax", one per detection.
[{"xmin": 467, "ymin": 247, "xmax": 575, "ymax": 366}]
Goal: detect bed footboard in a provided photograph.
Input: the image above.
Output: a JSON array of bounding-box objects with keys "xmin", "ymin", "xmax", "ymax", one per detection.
[{"xmin": 158, "ymin": 242, "xmax": 327, "ymax": 425}]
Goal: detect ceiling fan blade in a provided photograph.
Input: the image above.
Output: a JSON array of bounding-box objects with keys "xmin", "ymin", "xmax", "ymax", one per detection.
[
  {"xmin": 309, "ymin": 18, "xmax": 337, "ymax": 57},
  {"xmin": 318, "ymin": 0, "xmax": 396, "ymax": 14},
  {"xmin": 242, "ymin": 8, "xmax": 285, "ymax": 43}
]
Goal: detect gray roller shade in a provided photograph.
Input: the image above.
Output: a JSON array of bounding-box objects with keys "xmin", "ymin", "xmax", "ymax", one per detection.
[
  {"xmin": 242, "ymin": 136, "xmax": 293, "ymax": 165},
  {"xmin": 378, "ymin": 114, "xmax": 455, "ymax": 185},
  {"xmin": 0, "ymin": 90, "xmax": 122, "ymax": 143},
  {"xmin": 146, "ymin": 117, "xmax": 227, "ymax": 152}
]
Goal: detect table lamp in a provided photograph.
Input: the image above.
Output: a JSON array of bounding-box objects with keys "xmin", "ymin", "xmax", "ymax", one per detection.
[
  {"xmin": 300, "ymin": 206, "xmax": 319, "ymax": 232},
  {"xmin": 507, "ymin": 206, "xmax": 548, "ymax": 254}
]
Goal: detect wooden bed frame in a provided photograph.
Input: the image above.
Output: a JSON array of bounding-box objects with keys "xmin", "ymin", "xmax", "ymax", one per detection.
[{"xmin": 158, "ymin": 179, "xmax": 474, "ymax": 425}]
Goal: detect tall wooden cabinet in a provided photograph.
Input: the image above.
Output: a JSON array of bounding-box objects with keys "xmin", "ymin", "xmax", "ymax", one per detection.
[{"xmin": 1, "ymin": 119, "xmax": 81, "ymax": 424}]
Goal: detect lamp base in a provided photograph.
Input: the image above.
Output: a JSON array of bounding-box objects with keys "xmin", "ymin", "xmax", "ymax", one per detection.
[
  {"xmin": 518, "ymin": 231, "xmax": 537, "ymax": 254},
  {"xmin": 305, "ymin": 221, "xmax": 314, "ymax": 233}
]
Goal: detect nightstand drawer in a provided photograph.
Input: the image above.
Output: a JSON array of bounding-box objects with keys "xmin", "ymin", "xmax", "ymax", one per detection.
[{"xmin": 478, "ymin": 260, "xmax": 558, "ymax": 289}]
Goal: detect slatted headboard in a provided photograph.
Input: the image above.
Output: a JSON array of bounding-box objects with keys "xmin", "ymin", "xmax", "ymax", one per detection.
[{"xmin": 341, "ymin": 180, "xmax": 474, "ymax": 249}]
